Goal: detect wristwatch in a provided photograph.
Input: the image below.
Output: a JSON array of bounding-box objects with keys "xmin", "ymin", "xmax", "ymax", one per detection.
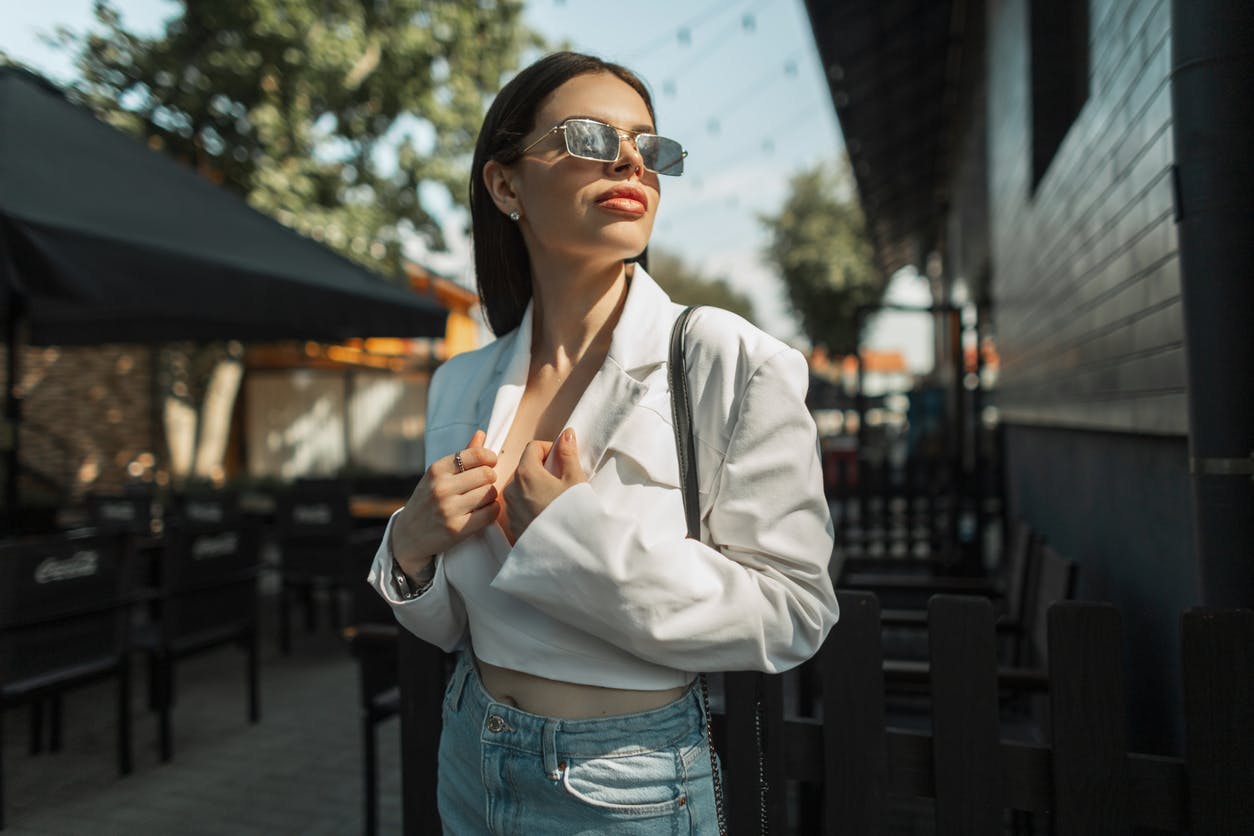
[{"xmin": 391, "ymin": 557, "xmax": 435, "ymax": 600}]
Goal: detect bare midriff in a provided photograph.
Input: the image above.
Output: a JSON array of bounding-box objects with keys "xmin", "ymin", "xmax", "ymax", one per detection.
[
  {"xmin": 474, "ymin": 656, "xmax": 690, "ymax": 719},
  {"xmin": 474, "ymin": 285, "xmax": 694, "ymax": 719}
]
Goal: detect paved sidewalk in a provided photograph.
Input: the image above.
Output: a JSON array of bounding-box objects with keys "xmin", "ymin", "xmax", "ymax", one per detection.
[{"xmin": 4, "ymin": 595, "xmax": 401, "ymax": 835}]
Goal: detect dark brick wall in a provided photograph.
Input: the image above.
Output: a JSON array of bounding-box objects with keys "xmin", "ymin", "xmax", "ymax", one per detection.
[
  {"xmin": 981, "ymin": 0, "xmax": 1198, "ymax": 754},
  {"xmin": 988, "ymin": 0, "xmax": 1184, "ymax": 434},
  {"xmin": 2, "ymin": 343, "xmax": 159, "ymax": 504}
]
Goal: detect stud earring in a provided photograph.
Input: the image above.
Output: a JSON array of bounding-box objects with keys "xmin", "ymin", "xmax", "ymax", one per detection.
[{"xmin": 508, "ymin": 210, "xmax": 521, "ymax": 222}]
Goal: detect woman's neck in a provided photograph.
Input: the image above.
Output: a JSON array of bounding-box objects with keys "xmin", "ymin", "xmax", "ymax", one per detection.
[{"xmin": 527, "ymin": 256, "xmax": 630, "ymax": 373}]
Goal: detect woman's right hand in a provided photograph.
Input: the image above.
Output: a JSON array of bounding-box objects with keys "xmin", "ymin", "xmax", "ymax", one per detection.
[{"xmin": 390, "ymin": 429, "xmax": 499, "ymax": 576}]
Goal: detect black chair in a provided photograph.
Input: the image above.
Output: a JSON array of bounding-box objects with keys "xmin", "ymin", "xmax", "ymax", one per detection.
[
  {"xmin": 343, "ymin": 528, "xmax": 400, "ymax": 836},
  {"xmin": 882, "ymin": 542, "xmax": 1079, "ymax": 695},
  {"xmin": 869, "ymin": 522, "xmax": 1042, "ymax": 661},
  {"xmin": 85, "ymin": 487, "xmax": 155, "ymax": 536},
  {"xmin": 0, "ymin": 532, "xmax": 132, "ymax": 830},
  {"xmin": 131, "ymin": 492, "xmax": 261, "ymax": 761},
  {"xmin": 86, "ymin": 487, "xmax": 163, "ymax": 591},
  {"xmin": 275, "ymin": 481, "xmax": 356, "ymax": 654}
]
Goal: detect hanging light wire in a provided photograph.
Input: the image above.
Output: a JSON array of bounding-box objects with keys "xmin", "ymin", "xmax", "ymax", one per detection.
[{"xmin": 618, "ymin": 0, "xmax": 759, "ymax": 61}]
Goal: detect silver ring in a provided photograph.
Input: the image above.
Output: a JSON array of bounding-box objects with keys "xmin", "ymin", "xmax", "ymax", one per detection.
[{"xmin": 454, "ymin": 451, "xmax": 465, "ymax": 473}]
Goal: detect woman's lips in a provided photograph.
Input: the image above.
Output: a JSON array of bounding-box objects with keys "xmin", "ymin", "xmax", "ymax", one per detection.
[
  {"xmin": 596, "ymin": 196, "xmax": 647, "ymax": 216},
  {"xmin": 595, "ymin": 186, "xmax": 648, "ymax": 217}
]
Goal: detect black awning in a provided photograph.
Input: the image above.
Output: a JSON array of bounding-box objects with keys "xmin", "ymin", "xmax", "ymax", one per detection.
[
  {"xmin": 804, "ymin": 0, "xmax": 957, "ymax": 277},
  {"xmin": 0, "ymin": 68, "xmax": 447, "ymax": 345}
]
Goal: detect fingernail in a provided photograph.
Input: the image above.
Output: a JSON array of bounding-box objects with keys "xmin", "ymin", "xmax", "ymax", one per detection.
[{"xmin": 564, "ymin": 428, "xmax": 575, "ymax": 443}]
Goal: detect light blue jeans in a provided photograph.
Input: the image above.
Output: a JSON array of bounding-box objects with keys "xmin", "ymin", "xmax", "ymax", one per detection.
[{"xmin": 437, "ymin": 650, "xmax": 723, "ymax": 835}]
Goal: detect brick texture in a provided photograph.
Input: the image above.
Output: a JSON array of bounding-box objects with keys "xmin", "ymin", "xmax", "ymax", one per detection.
[
  {"xmin": 986, "ymin": 0, "xmax": 1185, "ymax": 435},
  {"xmin": 2, "ymin": 344, "xmax": 160, "ymax": 505}
]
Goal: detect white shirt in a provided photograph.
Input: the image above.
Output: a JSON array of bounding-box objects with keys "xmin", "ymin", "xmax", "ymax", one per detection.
[{"xmin": 367, "ymin": 266, "xmax": 839, "ymax": 690}]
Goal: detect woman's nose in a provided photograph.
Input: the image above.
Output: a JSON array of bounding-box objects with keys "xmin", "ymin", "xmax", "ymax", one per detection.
[{"xmin": 613, "ymin": 134, "xmax": 646, "ymax": 175}]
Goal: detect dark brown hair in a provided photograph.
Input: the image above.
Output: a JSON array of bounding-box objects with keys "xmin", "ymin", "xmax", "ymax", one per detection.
[{"xmin": 470, "ymin": 52, "xmax": 655, "ymax": 336}]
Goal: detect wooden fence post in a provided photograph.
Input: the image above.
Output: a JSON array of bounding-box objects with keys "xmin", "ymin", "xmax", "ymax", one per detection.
[
  {"xmin": 929, "ymin": 595, "xmax": 1003, "ymax": 835},
  {"xmin": 1184, "ymin": 608, "xmax": 1254, "ymax": 834},
  {"xmin": 1048, "ymin": 602, "xmax": 1129, "ymax": 834},
  {"xmin": 823, "ymin": 591, "xmax": 887, "ymax": 834}
]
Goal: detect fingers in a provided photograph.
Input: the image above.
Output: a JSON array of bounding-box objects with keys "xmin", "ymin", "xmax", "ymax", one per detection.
[
  {"xmin": 438, "ymin": 440, "xmax": 496, "ymax": 475},
  {"xmin": 468, "ymin": 429, "xmax": 487, "ymax": 448},
  {"xmin": 430, "ymin": 472, "xmax": 499, "ymax": 532},
  {"xmin": 554, "ymin": 427, "xmax": 585, "ymax": 481},
  {"xmin": 521, "ymin": 439, "xmax": 552, "ymax": 463},
  {"xmin": 431, "ymin": 464, "xmax": 496, "ymax": 502},
  {"xmin": 460, "ymin": 502, "xmax": 500, "ymax": 535},
  {"xmin": 514, "ymin": 440, "xmax": 553, "ymax": 483},
  {"xmin": 463, "ymin": 483, "xmax": 499, "ymax": 512}
]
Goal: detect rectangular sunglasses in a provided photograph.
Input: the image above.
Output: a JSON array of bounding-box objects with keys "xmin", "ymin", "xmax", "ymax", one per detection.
[{"xmin": 521, "ymin": 117, "xmax": 687, "ymax": 176}]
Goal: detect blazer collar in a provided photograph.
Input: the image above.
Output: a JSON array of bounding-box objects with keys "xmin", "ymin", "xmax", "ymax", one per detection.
[
  {"xmin": 606, "ymin": 265, "xmax": 677, "ymax": 374},
  {"xmin": 474, "ymin": 265, "xmax": 679, "ymax": 474}
]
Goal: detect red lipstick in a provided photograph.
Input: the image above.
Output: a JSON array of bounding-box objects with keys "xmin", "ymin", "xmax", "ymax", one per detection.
[{"xmin": 595, "ymin": 185, "xmax": 648, "ymax": 216}]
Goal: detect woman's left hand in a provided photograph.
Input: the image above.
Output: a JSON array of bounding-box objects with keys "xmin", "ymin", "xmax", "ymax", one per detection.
[{"xmin": 503, "ymin": 427, "xmax": 587, "ymax": 542}]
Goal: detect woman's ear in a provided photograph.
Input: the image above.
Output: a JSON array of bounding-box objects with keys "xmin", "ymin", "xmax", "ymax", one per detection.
[{"xmin": 482, "ymin": 160, "xmax": 521, "ymax": 217}]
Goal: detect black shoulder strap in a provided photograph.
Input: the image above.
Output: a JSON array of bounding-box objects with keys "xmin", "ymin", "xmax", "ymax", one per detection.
[{"xmin": 668, "ymin": 305, "xmax": 702, "ymax": 540}]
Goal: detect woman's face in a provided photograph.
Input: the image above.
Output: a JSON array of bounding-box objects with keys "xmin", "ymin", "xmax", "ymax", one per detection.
[{"xmin": 501, "ymin": 72, "xmax": 661, "ymax": 266}]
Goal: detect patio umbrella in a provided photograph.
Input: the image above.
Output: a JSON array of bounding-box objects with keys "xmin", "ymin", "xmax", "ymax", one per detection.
[{"xmin": 0, "ymin": 67, "xmax": 451, "ymax": 520}]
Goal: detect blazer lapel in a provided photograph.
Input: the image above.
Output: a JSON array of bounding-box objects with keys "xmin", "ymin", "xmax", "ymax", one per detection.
[
  {"xmin": 556, "ymin": 361, "xmax": 648, "ymax": 476},
  {"xmin": 550, "ymin": 266, "xmax": 679, "ymax": 476},
  {"xmin": 477, "ymin": 305, "xmax": 533, "ymax": 451},
  {"xmin": 471, "ymin": 266, "xmax": 681, "ymax": 475}
]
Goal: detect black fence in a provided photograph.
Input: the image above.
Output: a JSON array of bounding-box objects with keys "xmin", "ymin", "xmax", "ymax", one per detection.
[{"xmin": 395, "ymin": 593, "xmax": 1253, "ymax": 835}]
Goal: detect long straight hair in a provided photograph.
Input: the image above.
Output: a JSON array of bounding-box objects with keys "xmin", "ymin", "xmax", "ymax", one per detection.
[{"xmin": 469, "ymin": 52, "xmax": 655, "ymax": 337}]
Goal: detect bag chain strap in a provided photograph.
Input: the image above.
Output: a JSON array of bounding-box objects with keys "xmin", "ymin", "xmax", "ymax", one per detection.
[
  {"xmin": 699, "ymin": 672, "xmax": 728, "ymax": 835},
  {"xmin": 670, "ymin": 306, "xmax": 768, "ymax": 835}
]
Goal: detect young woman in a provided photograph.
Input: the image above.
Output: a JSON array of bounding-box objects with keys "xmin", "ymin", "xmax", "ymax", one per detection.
[{"xmin": 369, "ymin": 51, "xmax": 839, "ymax": 834}]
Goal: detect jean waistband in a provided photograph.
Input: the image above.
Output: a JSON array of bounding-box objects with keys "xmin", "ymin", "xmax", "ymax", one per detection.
[{"xmin": 447, "ymin": 651, "xmax": 704, "ymax": 759}]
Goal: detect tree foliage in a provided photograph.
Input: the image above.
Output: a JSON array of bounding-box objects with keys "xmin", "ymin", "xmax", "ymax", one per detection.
[
  {"xmin": 760, "ymin": 158, "xmax": 882, "ymax": 354},
  {"xmin": 645, "ymin": 249, "xmax": 756, "ymax": 324},
  {"xmin": 53, "ymin": 0, "xmax": 545, "ymax": 276}
]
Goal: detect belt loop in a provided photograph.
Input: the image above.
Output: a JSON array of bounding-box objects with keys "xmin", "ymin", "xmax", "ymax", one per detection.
[
  {"xmin": 541, "ymin": 719, "xmax": 561, "ymax": 780},
  {"xmin": 449, "ymin": 652, "xmax": 472, "ymax": 713}
]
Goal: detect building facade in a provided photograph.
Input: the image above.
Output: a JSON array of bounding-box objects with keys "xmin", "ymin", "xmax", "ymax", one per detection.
[{"xmin": 807, "ymin": 0, "xmax": 1252, "ymax": 753}]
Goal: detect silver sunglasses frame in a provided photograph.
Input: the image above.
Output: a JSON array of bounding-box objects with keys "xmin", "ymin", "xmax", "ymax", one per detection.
[{"xmin": 518, "ymin": 118, "xmax": 688, "ymax": 175}]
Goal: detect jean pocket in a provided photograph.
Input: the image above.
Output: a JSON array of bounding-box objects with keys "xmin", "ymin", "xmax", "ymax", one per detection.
[{"xmin": 559, "ymin": 748, "xmax": 688, "ymax": 816}]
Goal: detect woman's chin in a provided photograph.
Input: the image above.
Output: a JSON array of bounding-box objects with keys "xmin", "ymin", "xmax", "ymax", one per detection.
[{"xmin": 594, "ymin": 228, "xmax": 653, "ymax": 258}]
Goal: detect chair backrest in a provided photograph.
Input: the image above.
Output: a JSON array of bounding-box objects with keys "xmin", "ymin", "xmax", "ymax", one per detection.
[
  {"xmin": 276, "ymin": 482, "xmax": 354, "ymax": 579},
  {"xmin": 1024, "ymin": 544, "xmax": 1078, "ymax": 667},
  {"xmin": 276, "ymin": 482, "xmax": 352, "ymax": 540},
  {"xmin": 1002, "ymin": 521, "xmax": 1041, "ymax": 624},
  {"xmin": 168, "ymin": 490, "xmax": 242, "ymax": 533},
  {"xmin": 0, "ymin": 532, "xmax": 126, "ymax": 686},
  {"xmin": 160, "ymin": 520, "xmax": 261, "ymax": 644},
  {"xmin": 85, "ymin": 489, "xmax": 154, "ymax": 536}
]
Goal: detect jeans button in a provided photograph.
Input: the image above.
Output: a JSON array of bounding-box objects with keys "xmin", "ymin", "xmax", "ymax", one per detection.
[{"xmin": 486, "ymin": 714, "xmax": 507, "ymax": 733}]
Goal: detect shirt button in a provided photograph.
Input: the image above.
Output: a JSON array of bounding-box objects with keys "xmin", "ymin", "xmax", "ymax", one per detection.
[{"xmin": 486, "ymin": 715, "xmax": 508, "ymax": 733}]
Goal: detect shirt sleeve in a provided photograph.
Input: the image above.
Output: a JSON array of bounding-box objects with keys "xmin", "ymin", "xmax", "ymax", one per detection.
[
  {"xmin": 365, "ymin": 509, "xmax": 468, "ymax": 653},
  {"xmin": 490, "ymin": 346, "xmax": 839, "ymax": 674}
]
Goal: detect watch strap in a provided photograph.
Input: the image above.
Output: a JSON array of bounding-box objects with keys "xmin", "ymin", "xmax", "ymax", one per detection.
[{"xmin": 391, "ymin": 556, "xmax": 435, "ymax": 600}]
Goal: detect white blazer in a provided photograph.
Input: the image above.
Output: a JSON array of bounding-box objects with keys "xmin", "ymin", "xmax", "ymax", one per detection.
[{"xmin": 368, "ymin": 266, "xmax": 838, "ymax": 689}]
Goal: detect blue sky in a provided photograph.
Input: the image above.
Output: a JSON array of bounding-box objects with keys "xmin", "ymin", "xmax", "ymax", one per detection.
[{"xmin": 0, "ymin": 0, "xmax": 849, "ymax": 341}]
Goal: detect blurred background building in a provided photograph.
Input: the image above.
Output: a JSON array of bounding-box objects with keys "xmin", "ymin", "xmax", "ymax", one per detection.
[{"xmin": 807, "ymin": 0, "xmax": 1252, "ymax": 753}]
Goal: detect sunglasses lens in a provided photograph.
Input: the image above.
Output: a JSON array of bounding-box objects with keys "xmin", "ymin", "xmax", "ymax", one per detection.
[
  {"xmin": 637, "ymin": 135, "xmax": 686, "ymax": 176},
  {"xmin": 564, "ymin": 120, "xmax": 620, "ymax": 162},
  {"xmin": 561, "ymin": 120, "xmax": 686, "ymax": 176}
]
